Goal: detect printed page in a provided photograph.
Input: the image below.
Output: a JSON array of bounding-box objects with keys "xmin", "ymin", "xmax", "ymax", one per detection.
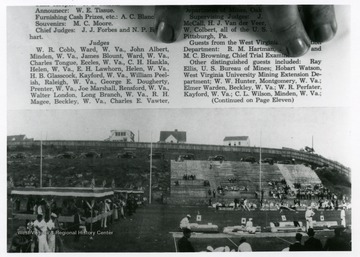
[{"xmin": 7, "ymin": 6, "xmax": 351, "ymax": 109}]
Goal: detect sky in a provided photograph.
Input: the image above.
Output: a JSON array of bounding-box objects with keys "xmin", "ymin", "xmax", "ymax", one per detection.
[{"xmin": 7, "ymin": 107, "xmax": 352, "ymax": 166}]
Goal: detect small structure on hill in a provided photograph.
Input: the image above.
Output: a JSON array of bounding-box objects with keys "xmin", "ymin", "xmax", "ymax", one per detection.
[
  {"xmin": 7, "ymin": 134, "xmax": 34, "ymax": 142},
  {"xmin": 159, "ymin": 129, "xmax": 186, "ymax": 143},
  {"xmin": 223, "ymin": 136, "xmax": 250, "ymax": 146},
  {"xmin": 105, "ymin": 130, "xmax": 135, "ymax": 142}
]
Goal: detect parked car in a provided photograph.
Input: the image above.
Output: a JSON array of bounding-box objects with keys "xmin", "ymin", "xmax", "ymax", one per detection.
[
  {"xmin": 178, "ymin": 154, "xmax": 195, "ymax": 160},
  {"xmin": 277, "ymin": 159, "xmax": 292, "ymax": 164},
  {"xmin": 305, "ymin": 146, "xmax": 315, "ymax": 153},
  {"xmin": 79, "ymin": 151, "xmax": 102, "ymax": 158},
  {"xmin": 118, "ymin": 152, "xmax": 136, "ymax": 159},
  {"xmin": 241, "ymin": 156, "xmax": 256, "ymax": 163},
  {"xmin": 262, "ymin": 158, "xmax": 274, "ymax": 165},
  {"xmin": 56, "ymin": 152, "xmax": 76, "ymax": 159},
  {"xmin": 208, "ymin": 155, "xmax": 225, "ymax": 161},
  {"xmin": 10, "ymin": 152, "xmax": 26, "ymax": 159},
  {"xmin": 149, "ymin": 152, "xmax": 164, "ymax": 159}
]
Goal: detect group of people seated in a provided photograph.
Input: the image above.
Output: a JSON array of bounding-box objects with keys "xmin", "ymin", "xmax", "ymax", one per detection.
[
  {"xmin": 294, "ymin": 183, "xmax": 334, "ymax": 200},
  {"xmin": 263, "ymin": 181, "xmax": 348, "ymax": 210},
  {"xmin": 267, "ymin": 180, "xmax": 291, "ymax": 200},
  {"xmin": 215, "ymin": 185, "xmax": 243, "ymax": 195},
  {"xmin": 216, "ymin": 186, "xmax": 224, "ymax": 195},
  {"xmin": 183, "ymin": 174, "xmax": 196, "ymax": 180},
  {"xmin": 223, "ymin": 185, "xmax": 249, "ymax": 192},
  {"xmin": 210, "ymin": 199, "xmax": 257, "ymax": 211},
  {"xmin": 228, "ymin": 177, "xmax": 238, "ymax": 183},
  {"xmin": 259, "ymin": 196, "xmax": 351, "ymax": 212},
  {"xmin": 203, "ymin": 180, "xmax": 210, "ymax": 186}
]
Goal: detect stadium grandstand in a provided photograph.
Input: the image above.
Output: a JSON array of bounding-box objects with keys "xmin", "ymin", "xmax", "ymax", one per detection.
[{"xmin": 7, "ymin": 140, "xmax": 351, "ymax": 252}]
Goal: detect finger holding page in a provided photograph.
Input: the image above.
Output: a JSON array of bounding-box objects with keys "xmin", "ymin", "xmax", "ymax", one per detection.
[
  {"xmin": 263, "ymin": 5, "xmax": 311, "ymax": 57},
  {"xmin": 301, "ymin": 5, "xmax": 337, "ymax": 42},
  {"xmin": 154, "ymin": 6, "xmax": 185, "ymax": 43}
]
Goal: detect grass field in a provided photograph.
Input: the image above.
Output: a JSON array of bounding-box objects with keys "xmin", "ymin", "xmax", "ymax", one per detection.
[{"xmin": 8, "ymin": 204, "xmax": 351, "ymax": 252}]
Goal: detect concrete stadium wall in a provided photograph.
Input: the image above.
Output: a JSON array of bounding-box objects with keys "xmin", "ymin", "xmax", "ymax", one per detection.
[{"xmin": 8, "ymin": 140, "xmax": 350, "ymax": 177}]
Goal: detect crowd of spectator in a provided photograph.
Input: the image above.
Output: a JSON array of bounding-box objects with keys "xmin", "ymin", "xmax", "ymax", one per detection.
[
  {"xmin": 268, "ymin": 180, "xmax": 292, "ymax": 200},
  {"xmin": 15, "ymin": 193, "xmax": 144, "ymax": 225},
  {"xmin": 203, "ymin": 180, "xmax": 210, "ymax": 186},
  {"xmin": 209, "ymin": 198, "xmax": 257, "ymax": 211},
  {"xmin": 224, "ymin": 185, "xmax": 248, "ymax": 192},
  {"xmin": 173, "ymin": 169, "xmax": 350, "ymax": 212},
  {"xmin": 262, "ymin": 181, "xmax": 350, "ymax": 211},
  {"xmin": 183, "ymin": 174, "xmax": 196, "ymax": 180},
  {"xmin": 294, "ymin": 184, "xmax": 336, "ymax": 201},
  {"xmin": 216, "ymin": 186, "xmax": 224, "ymax": 195},
  {"xmin": 228, "ymin": 177, "xmax": 238, "ymax": 183},
  {"xmin": 213, "ymin": 183, "xmax": 249, "ymax": 196}
]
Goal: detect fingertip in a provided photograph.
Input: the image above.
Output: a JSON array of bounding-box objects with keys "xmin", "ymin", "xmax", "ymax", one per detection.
[
  {"xmin": 302, "ymin": 5, "xmax": 337, "ymax": 43},
  {"xmin": 263, "ymin": 5, "xmax": 311, "ymax": 57},
  {"xmin": 154, "ymin": 6, "xmax": 184, "ymax": 43},
  {"xmin": 310, "ymin": 20, "xmax": 337, "ymax": 42},
  {"xmin": 286, "ymin": 38, "xmax": 311, "ymax": 57},
  {"xmin": 156, "ymin": 21, "xmax": 175, "ymax": 43}
]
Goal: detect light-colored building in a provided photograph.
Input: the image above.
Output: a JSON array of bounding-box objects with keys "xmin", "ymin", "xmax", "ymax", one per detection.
[
  {"xmin": 223, "ymin": 136, "xmax": 250, "ymax": 147},
  {"xmin": 159, "ymin": 129, "xmax": 186, "ymax": 143},
  {"xmin": 106, "ymin": 130, "xmax": 135, "ymax": 142},
  {"xmin": 7, "ymin": 134, "xmax": 33, "ymax": 142}
]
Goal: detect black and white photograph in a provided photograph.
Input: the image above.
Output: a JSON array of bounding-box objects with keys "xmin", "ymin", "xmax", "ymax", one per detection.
[
  {"xmin": 3, "ymin": 2, "xmax": 358, "ymax": 255},
  {"xmin": 7, "ymin": 108, "xmax": 352, "ymax": 252}
]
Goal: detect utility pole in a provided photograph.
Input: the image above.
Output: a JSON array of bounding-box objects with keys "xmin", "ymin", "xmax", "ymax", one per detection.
[
  {"xmin": 149, "ymin": 132, "xmax": 153, "ymax": 204},
  {"xmin": 40, "ymin": 138, "xmax": 43, "ymax": 188},
  {"xmin": 259, "ymin": 131, "xmax": 262, "ymax": 204},
  {"xmin": 312, "ymin": 135, "xmax": 314, "ymax": 151}
]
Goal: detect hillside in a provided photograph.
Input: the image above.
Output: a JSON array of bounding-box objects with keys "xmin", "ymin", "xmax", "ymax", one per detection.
[
  {"xmin": 7, "ymin": 142, "xmax": 351, "ymax": 202},
  {"xmin": 7, "ymin": 145, "xmax": 170, "ymax": 200}
]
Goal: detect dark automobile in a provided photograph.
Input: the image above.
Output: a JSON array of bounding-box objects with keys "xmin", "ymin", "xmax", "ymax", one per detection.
[
  {"xmin": 56, "ymin": 152, "xmax": 76, "ymax": 159},
  {"xmin": 277, "ymin": 159, "xmax": 292, "ymax": 164},
  {"xmin": 208, "ymin": 155, "xmax": 225, "ymax": 161},
  {"xmin": 262, "ymin": 158, "xmax": 274, "ymax": 165},
  {"xmin": 305, "ymin": 146, "xmax": 315, "ymax": 153},
  {"xmin": 149, "ymin": 152, "xmax": 164, "ymax": 159},
  {"xmin": 118, "ymin": 152, "xmax": 136, "ymax": 159},
  {"xmin": 10, "ymin": 152, "xmax": 26, "ymax": 159},
  {"xmin": 242, "ymin": 156, "xmax": 256, "ymax": 163},
  {"xmin": 179, "ymin": 154, "xmax": 195, "ymax": 160},
  {"xmin": 79, "ymin": 151, "xmax": 102, "ymax": 158}
]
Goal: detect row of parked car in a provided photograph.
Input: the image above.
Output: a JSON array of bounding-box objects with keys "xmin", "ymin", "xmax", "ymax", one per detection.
[
  {"xmin": 9, "ymin": 151, "xmax": 298, "ymax": 165},
  {"xmin": 9, "ymin": 151, "xmax": 103, "ymax": 159},
  {"xmin": 8, "ymin": 151, "xmax": 166, "ymax": 160}
]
